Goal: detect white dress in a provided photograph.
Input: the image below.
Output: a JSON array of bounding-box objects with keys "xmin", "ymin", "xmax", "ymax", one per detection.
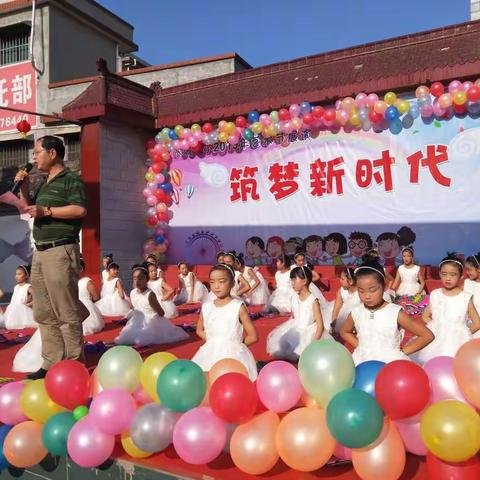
[
  {"xmin": 464, "ymin": 279, "xmax": 480, "ymax": 339},
  {"xmin": 95, "ymin": 278, "xmax": 131, "ymax": 317},
  {"xmin": 79, "ymin": 277, "xmax": 104, "ymax": 335},
  {"xmin": 12, "ymin": 329, "xmax": 43, "ymax": 373},
  {"xmin": 335, "ymin": 288, "xmax": 361, "ymax": 333},
  {"xmin": 175, "ymin": 273, "xmax": 208, "ymax": 304},
  {"xmin": 265, "ymin": 270, "xmax": 294, "ymax": 313},
  {"xmin": 411, "ymin": 289, "xmax": 473, "ymax": 365},
  {"xmin": 148, "ymin": 279, "xmax": 178, "ymax": 319},
  {"xmin": 192, "ymin": 298, "xmax": 257, "ymax": 380},
  {"xmin": 115, "ymin": 288, "xmax": 189, "ymax": 347},
  {"xmin": 4, "ymin": 283, "xmax": 37, "ymax": 329},
  {"xmin": 267, "ymin": 293, "xmax": 333, "ymax": 361},
  {"xmin": 244, "ymin": 267, "xmax": 270, "ymax": 306},
  {"xmin": 309, "ymin": 282, "xmax": 334, "ymax": 331},
  {"xmin": 101, "ymin": 269, "xmax": 109, "ymax": 284},
  {"xmin": 396, "ymin": 265, "xmax": 424, "ymax": 296},
  {"xmin": 351, "ymin": 303, "xmax": 409, "ymax": 365}
]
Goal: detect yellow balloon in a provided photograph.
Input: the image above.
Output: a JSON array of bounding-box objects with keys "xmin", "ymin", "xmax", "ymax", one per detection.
[
  {"xmin": 420, "ymin": 400, "xmax": 480, "ymax": 462},
  {"xmin": 396, "ymin": 100, "xmax": 410, "ymax": 114},
  {"xmin": 218, "ymin": 120, "xmax": 227, "ymax": 132},
  {"xmin": 225, "ymin": 122, "xmax": 236, "ymax": 135},
  {"xmin": 191, "ymin": 123, "xmax": 201, "ymax": 133},
  {"xmin": 121, "ymin": 431, "xmax": 151, "ymax": 459},
  {"xmin": 174, "ymin": 125, "xmax": 184, "ymax": 138},
  {"xmin": 20, "ymin": 379, "xmax": 65, "ymax": 423},
  {"xmin": 218, "ymin": 131, "xmax": 228, "ymax": 143},
  {"xmin": 350, "ymin": 113, "xmax": 361, "ymax": 126},
  {"xmin": 140, "ymin": 352, "xmax": 177, "ymax": 402},
  {"xmin": 384, "ymin": 91, "xmax": 397, "ymax": 105},
  {"xmin": 251, "ymin": 122, "xmax": 263, "ymax": 134}
]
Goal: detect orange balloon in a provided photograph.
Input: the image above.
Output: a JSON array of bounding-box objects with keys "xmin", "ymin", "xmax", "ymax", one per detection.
[
  {"xmin": 3, "ymin": 421, "xmax": 47, "ymax": 468},
  {"xmin": 200, "ymin": 372, "xmax": 210, "ymax": 407},
  {"xmin": 276, "ymin": 407, "xmax": 335, "ymax": 472},
  {"xmin": 301, "ymin": 390, "xmax": 321, "ymax": 408},
  {"xmin": 352, "ymin": 420, "xmax": 406, "ymax": 480},
  {"xmin": 230, "ymin": 411, "xmax": 280, "ymax": 475},
  {"xmin": 208, "ymin": 358, "xmax": 248, "ymax": 385},
  {"xmin": 454, "ymin": 339, "xmax": 480, "ymax": 408},
  {"xmin": 89, "ymin": 368, "xmax": 104, "ymax": 397}
]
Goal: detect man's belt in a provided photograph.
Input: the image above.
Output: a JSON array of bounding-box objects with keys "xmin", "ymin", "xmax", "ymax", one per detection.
[{"xmin": 35, "ymin": 238, "xmax": 78, "ymax": 251}]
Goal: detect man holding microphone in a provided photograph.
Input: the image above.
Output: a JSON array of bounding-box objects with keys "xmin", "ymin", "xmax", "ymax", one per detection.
[{"xmin": 15, "ymin": 135, "xmax": 88, "ymax": 379}]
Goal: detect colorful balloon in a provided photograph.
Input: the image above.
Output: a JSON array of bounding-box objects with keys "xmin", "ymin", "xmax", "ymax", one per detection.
[
  {"xmin": 394, "ymin": 419, "xmax": 427, "ymax": 456},
  {"xmin": 426, "ymin": 452, "xmax": 480, "ymax": 480},
  {"xmin": 208, "ymin": 358, "xmax": 248, "ymax": 384},
  {"xmin": 42, "ymin": 412, "xmax": 76, "ymax": 456},
  {"xmin": 276, "ymin": 407, "xmax": 335, "ymax": 472},
  {"xmin": 0, "ymin": 382, "xmax": 28, "ymax": 425},
  {"xmin": 353, "ymin": 360, "xmax": 385, "ymax": 398},
  {"xmin": 121, "ymin": 431, "xmax": 151, "ymax": 459},
  {"xmin": 0, "ymin": 425, "xmax": 12, "ymax": 471},
  {"xmin": 454, "ymin": 339, "xmax": 480, "ymax": 408},
  {"xmin": 20, "ymin": 379, "xmax": 65, "ymax": 423},
  {"xmin": 3, "ymin": 421, "xmax": 47, "ymax": 468},
  {"xmin": 140, "ymin": 352, "xmax": 177, "ymax": 402}
]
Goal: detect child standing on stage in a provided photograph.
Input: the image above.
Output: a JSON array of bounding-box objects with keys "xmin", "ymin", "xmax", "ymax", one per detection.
[
  {"xmin": 331, "ymin": 268, "xmax": 361, "ymax": 334},
  {"xmin": 264, "ymin": 254, "xmax": 295, "ymax": 314},
  {"xmin": 391, "ymin": 247, "xmax": 425, "ymax": 296},
  {"xmin": 464, "ymin": 253, "xmax": 480, "ymax": 338},
  {"xmin": 101, "ymin": 254, "xmax": 113, "ymax": 284},
  {"xmin": 147, "ymin": 263, "xmax": 178, "ymax": 319},
  {"xmin": 192, "ymin": 264, "xmax": 258, "ymax": 380},
  {"xmin": 174, "ymin": 262, "xmax": 209, "ymax": 305},
  {"xmin": 412, "ymin": 254, "xmax": 480, "ymax": 364},
  {"xmin": 267, "ymin": 266, "xmax": 331, "ymax": 361},
  {"xmin": 340, "ymin": 259, "xmax": 433, "ymax": 365},
  {"xmin": 79, "ymin": 259, "xmax": 104, "ymax": 335},
  {"xmin": 4, "ymin": 265, "xmax": 37, "ymax": 329},
  {"xmin": 223, "ymin": 252, "xmax": 251, "ymax": 298},
  {"xmin": 237, "ymin": 254, "xmax": 270, "ymax": 306},
  {"xmin": 95, "ymin": 262, "xmax": 131, "ymax": 317},
  {"xmin": 115, "ymin": 264, "xmax": 188, "ymax": 346}
]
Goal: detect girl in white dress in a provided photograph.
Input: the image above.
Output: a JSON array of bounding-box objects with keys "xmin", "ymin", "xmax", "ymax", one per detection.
[
  {"xmin": 192, "ymin": 264, "xmax": 258, "ymax": 380},
  {"xmin": 412, "ymin": 254, "xmax": 480, "ymax": 364},
  {"xmin": 0, "ymin": 288, "xmax": 5, "ymax": 328},
  {"xmin": 340, "ymin": 260, "xmax": 433, "ymax": 365},
  {"xmin": 115, "ymin": 264, "xmax": 189, "ymax": 347},
  {"xmin": 392, "ymin": 247, "xmax": 425, "ymax": 296},
  {"xmin": 174, "ymin": 262, "xmax": 209, "ymax": 305},
  {"xmin": 331, "ymin": 268, "xmax": 361, "ymax": 334},
  {"xmin": 95, "ymin": 262, "xmax": 131, "ymax": 317},
  {"xmin": 267, "ymin": 266, "xmax": 332, "ymax": 361},
  {"xmin": 145, "ymin": 255, "xmax": 163, "ymax": 279},
  {"xmin": 264, "ymin": 254, "xmax": 295, "ymax": 314},
  {"xmin": 4, "ymin": 265, "xmax": 37, "ymax": 330},
  {"xmin": 223, "ymin": 252, "xmax": 251, "ymax": 299},
  {"xmin": 147, "ymin": 263, "xmax": 178, "ymax": 319},
  {"xmin": 79, "ymin": 259, "xmax": 104, "ymax": 335},
  {"xmin": 101, "ymin": 253, "xmax": 113, "ymax": 285},
  {"xmin": 464, "ymin": 253, "xmax": 480, "ymax": 339},
  {"xmin": 238, "ymin": 256, "xmax": 270, "ymax": 306}
]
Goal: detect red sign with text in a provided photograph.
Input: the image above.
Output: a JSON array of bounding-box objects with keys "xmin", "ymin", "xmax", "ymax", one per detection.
[{"xmin": 0, "ymin": 62, "xmax": 37, "ymax": 132}]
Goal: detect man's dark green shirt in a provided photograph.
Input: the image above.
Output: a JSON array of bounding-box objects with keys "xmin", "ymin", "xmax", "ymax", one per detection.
[{"xmin": 33, "ymin": 168, "xmax": 87, "ymax": 243}]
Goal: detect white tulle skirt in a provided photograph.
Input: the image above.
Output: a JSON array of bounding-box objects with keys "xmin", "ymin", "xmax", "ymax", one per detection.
[
  {"xmin": 158, "ymin": 298, "xmax": 178, "ymax": 319},
  {"xmin": 4, "ymin": 302, "xmax": 37, "ymax": 329},
  {"xmin": 13, "ymin": 329, "xmax": 43, "ymax": 373},
  {"xmin": 265, "ymin": 288, "xmax": 293, "ymax": 314},
  {"xmin": 175, "ymin": 281, "xmax": 209, "ymax": 305},
  {"xmin": 81, "ymin": 297, "xmax": 104, "ymax": 335},
  {"xmin": 95, "ymin": 292, "xmax": 131, "ymax": 317}
]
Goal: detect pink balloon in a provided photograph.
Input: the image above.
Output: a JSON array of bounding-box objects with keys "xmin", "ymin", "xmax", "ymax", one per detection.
[
  {"xmin": 0, "ymin": 382, "xmax": 28, "ymax": 425},
  {"xmin": 89, "ymin": 388, "xmax": 137, "ymax": 435},
  {"xmin": 366, "ymin": 93, "xmax": 379, "ymax": 107},
  {"xmin": 147, "ymin": 181, "xmax": 156, "ymax": 190},
  {"xmin": 355, "ymin": 93, "xmax": 368, "ymax": 108},
  {"xmin": 154, "ymin": 174, "xmax": 165, "ymax": 184},
  {"xmin": 173, "ymin": 140, "xmax": 181, "ymax": 150},
  {"xmin": 423, "ymin": 356, "xmax": 470, "ymax": 404},
  {"xmin": 334, "ymin": 442, "xmax": 352, "ymax": 460},
  {"xmin": 142, "ymin": 188, "xmax": 150, "ymax": 198},
  {"xmin": 394, "ymin": 420, "xmax": 427, "ymax": 456},
  {"xmin": 282, "ymin": 121, "xmax": 293, "ymax": 134},
  {"xmin": 133, "ymin": 386, "xmax": 153, "ymax": 405},
  {"xmin": 432, "ymin": 100, "xmax": 446, "ymax": 117},
  {"xmin": 463, "ymin": 81, "xmax": 474, "ymax": 91},
  {"xmin": 67, "ymin": 417, "xmax": 115, "ymax": 468},
  {"xmin": 337, "ymin": 110, "xmax": 350, "ymax": 126},
  {"xmin": 146, "ymin": 196, "xmax": 157, "ymax": 206},
  {"xmin": 259, "ymin": 113, "xmax": 271, "ymax": 125},
  {"xmin": 256, "ymin": 361, "xmax": 302, "ymax": 413},
  {"xmin": 448, "ymin": 80, "xmax": 463, "ymax": 94},
  {"xmin": 193, "ymin": 131, "xmax": 204, "ymax": 142},
  {"xmin": 289, "ymin": 104, "xmax": 301, "ymax": 118},
  {"xmin": 173, "ymin": 407, "xmax": 226, "ymax": 465},
  {"xmin": 420, "ymin": 105, "xmax": 433, "ymax": 117}
]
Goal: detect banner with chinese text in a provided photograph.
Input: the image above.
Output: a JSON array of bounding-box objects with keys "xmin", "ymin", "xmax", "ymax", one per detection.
[{"xmin": 168, "ymin": 113, "xmax": 480, "ymax": 266}]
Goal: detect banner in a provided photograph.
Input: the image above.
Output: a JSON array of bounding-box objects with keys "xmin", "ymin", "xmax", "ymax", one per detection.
[{"xmin": 168, "ymin": 113, "xmax": 480, "ymax": 266}]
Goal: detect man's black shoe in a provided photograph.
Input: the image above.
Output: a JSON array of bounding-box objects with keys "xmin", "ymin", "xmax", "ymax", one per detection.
[{"xmin": 27, "ymin": 368, "xmax": 48, "ymax": 380}]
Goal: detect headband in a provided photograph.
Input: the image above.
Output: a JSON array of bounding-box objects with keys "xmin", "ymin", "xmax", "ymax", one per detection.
[
  {"xmin": 107, "ymin": 262, "xmax": 117, "ymax": 269},
  {"xmin": 18, "ymin": 265, "xmax": 29, "ymax": 276},
  {"xmin": 439, "ymin": 258, "xmax": 464, "ymax": 271},
  {"xmin": 354, "ymin": 265, "xmax": 386, "ymax": 280},
  {"xmin": 346, "ymin": 268, "xmax": 353, "ymax": 280},
  {"xmin": 402, "ymin": 246, "xmax": 414, "ymax": 254},
  {"xmin": 214, "ymin": 263, "xmax": 235, "ymax": 278},
  {"xmin": 132, "ymin": 266, "xmax": 148, "ymax": 274},
  {"xmin": 472, "ymin": 255, "xmax": 480, "ymax": 268}
]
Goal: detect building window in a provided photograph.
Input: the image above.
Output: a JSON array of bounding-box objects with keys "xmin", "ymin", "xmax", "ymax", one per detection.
[
  {"xmin": 64, "ymin": 134, "xmax": 81, "ymax": 173},
  {"xmin": 0, "ymin": 25, "xmax": 30, "ymax": 66}
]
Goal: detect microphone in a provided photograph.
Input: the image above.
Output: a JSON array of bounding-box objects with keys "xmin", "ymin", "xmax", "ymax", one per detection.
[{"xmin": 11, "ymin": 163, "xmax": 33, "ymax": 196}]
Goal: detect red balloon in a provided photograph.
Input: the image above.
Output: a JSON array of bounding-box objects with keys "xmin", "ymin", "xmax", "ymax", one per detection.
[
  {"xmin": 209, "ymin": 373, "xmax": 258, "ymax": 424},
  {"xmin": 302, "ymin": 113, "xmax": 314, "ymax": 125},
  {"xmin": 145, "ymin": 139, "xmax": 156, "ymax": 151},
  {"xmin": 278, "ymin": 108, "xmax": 291, "ymax": 121},
  {"xmin": 235, "ymin": 116, "xmax": 247, "ymax": 128},
  {"xmin": 375, "ymin": 360, "xmax": 430, "ymax": 420},
  {"xmin": 453, "ymin": 103, "xmax": 467, "ymax": 114},
  {"xmin": 427, "ymin": 453, "xmax": 480, "ymax": 480},
  {"xmin": 161, "ymin": 152, "xmax": 171, "ymax": 162},
  {"xmin": 154, "ymin": 189, "xmax": 169, "ymax": 202},
  {"xmin": 156, "ymin": 212, "xmax": 169, "ymax": 223},
  {"xmin": 191, "ymin": 143, "xmax": 203, "ymax": 154},
  {"xmin": 430, "ymin": 82, "xmax": 445, "ymax": 98},
  {"xmin": 467, "ymin": 86, "xmax": 480, "ymax": 102},
  {"xmin": 323, "ymin": 108, "xmax": 336, "ymax": 122},
  {"xmin": 312, "ymin": 106, "xmax": 324, "ymax": 119},
  {"xmin": 202, "ymin": 122, "xmax": 214, "ymax": 133},
  {"xmin": 368, "ymin": 110, "xmax": 383, "ymax": 123},
  {"xmin": 151, "ymin": 163, "xmax": 163, "ymax": 174},
  {"xmin": 45, "ymin": 360, "xmax": 91, "ymax": 410},
  {"xmin": 147, "ymin": 216, "xmax": 158, "ymax": 226}
]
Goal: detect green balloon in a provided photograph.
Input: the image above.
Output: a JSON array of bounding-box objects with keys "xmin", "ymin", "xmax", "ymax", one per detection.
[
  {"xmin": 41, "ymin": 412, "xmax": 76, "ymax": 456},
  {"xmin": 73, "ymin": 405, "xmax": 89, "ymax": 421},
  {"xmin": 298, "ymin": 339, "xmax": 355, "ymax": 407},
  {"xmin": 326, "ymin": 389, "xmax": 384, "ymax": 448},
  {"xmin": 157, "ymin": 360, "xmax": 206, "ymax": 413}
]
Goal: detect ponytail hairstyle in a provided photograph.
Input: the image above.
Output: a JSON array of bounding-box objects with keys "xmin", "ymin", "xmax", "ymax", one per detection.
[
  {"xmin": 341, "ymin": 266, "xmax": 356, "ymax": 284},
  {"xmin": 355, "ymin": 259, "xmax": 386, "ymax": 286},
  {"xmin": 103, "ymin": 253, "xmax": 113, "ymax": 263},
  {"xmin": 465, "ymin": 252, "xmax": 480, "ymax": 269},
  {"xmin": 439, "ymin": 252, "xmax": 464, "ymax": 274},
  {"xmin": 290, "ymin": 265, "xmax": 313, "ymax": 285},
  {"xmin": 236, "ymin": 252, "xmax": 245, "ymax": 267},
  {"xmin": 277, "ymin": 253, "xmax": 292, "ymax": 269}
]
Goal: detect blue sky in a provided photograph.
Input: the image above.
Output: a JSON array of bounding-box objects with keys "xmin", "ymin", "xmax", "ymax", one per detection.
[{"xmin": 97, "ymin": 0, "xmax": 471, "ymax": 68}]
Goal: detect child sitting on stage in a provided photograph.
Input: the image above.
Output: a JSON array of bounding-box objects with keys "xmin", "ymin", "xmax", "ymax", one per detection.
[
  {"xmin": 222, "ymin": 252, "xmax": 251, "ymax": 298},
  {"xmin": 267, "ymin": 266, "xmax": 331, "ymax": 361},
  {"xmin": 237, "ymin": 254, "xmax": 270, "ymax": 306},
  {"xmin": 79, "ymin": 259, "xmax": 104, "ymax": 335},
  {"xmin": 192, "ymin": 264, "xmax": 258, "ymax": 380},
  {"xmin": 115, "ymin": 263, "xmax": 188, "ymax": 346},
  {"xmin": 331, "ymin": 267, "xmax": 361, "ymax": 334},
  {"xmin": 174, "ymin": 262, "xmax": 209, "ymax": 305},
  {"xmin": 264, "ymin": 254, "xmax": 295, "ymax": 314},
  {"xmin": 4, "ymin": 265, "xmax": 37, "ymax": 329},
  {"xmin": 340, "ymin": 259, "xmax": 433, "ymax": 365},
  {"xmin": 147, "ymin": 263, "xmax": 178, "ymax": 319},
  {"xmin": 95, "ymin": 261, "xmax": 131, "ymax": 317},
  {"xmin": 464, "ymin": 252, "xmax": 480, "ymax": 338}
]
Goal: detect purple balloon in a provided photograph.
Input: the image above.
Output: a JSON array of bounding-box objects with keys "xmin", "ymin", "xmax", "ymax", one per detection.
[
  {"xmin": 0, "ymin": 382, "xmax": 28, "ymax": 425},
  {"xmin": 394, "ymin": 420, "xmax": 427, "ymax": 456},
  {"xmin": 173, "ymin": 407, "xmax": 226, "ymax": 465},
  {"xmin": 89, "ymin": 388, "xmax": 137, "ymax": 435},
  {"xmin": 256, "ymin": 361, "xmax": 302, "ymax": 413},
  {"xmin": 67, "ymin": 417, "xmax": 115, "ymax": 468},
  {"xmin": 423, "ymin": 356, "xmax": 470, "ymax": 404}
]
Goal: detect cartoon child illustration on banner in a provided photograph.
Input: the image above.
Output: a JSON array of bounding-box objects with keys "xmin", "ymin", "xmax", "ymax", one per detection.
[
  {"xmin": 245, "ymin": 236, "xmax": 268, "ymax": 266},
  {"xmin": 376, "ymin": 226, "xmax": 416, "ymax": 267},
  {"xmin": 285, "ymin": 237, "xmax": 303, "ymax": 258},
  {"xmin": 302, "ymin": 235, "xmax": 324, "ymax": 265},
  {"xmin": 266, "ymin": 236, "xmax": 285, "ymax": 265},
  {"xmin": 323, "ymin": 232, "xmax": 348, "ymax": 265},
  {"xmin": 348, "ymin": 231, "xmax": 373, "ymax": 266}
]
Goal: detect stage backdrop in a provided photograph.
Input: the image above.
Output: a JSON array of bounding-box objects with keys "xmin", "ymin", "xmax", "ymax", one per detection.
[{"xmin": 167, "ymin": 113, "xmax": 480, "ymax": 267}]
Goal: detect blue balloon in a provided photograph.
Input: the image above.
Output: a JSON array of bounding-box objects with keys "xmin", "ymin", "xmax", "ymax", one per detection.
[
  {"xmin": 385, "ymin": 106, "xmax": 400, "ymax": 121},
  {"xmin": 155, "ymin": 234, "xmax": 165, "ymax": 244},
  {"xmin": 300, "ymin": 101, "xmax": 312, "ymax": 114},
  {"xmin": 243, "ymin": 128, "xmax": 254, "ymax": 140},
  {"xmin": 409, "ymin": 103, "xmax": 420, "ymax": 119},
  {"xmin": 353, "ymin": 361, "xmax": 385, "ymax": 397},
  {"xmin": 0, "ymin": 424, "xmax": 12, "ymax": 471},
  {"xmin": 389, "ymin": 118, "xmax": 403, "ymax": 135},
  {"xmin": 159, "ymin": 182, "xmax": 173, "ymax": 194},
  {"xmin": 168, "ymin": 130, "xmax": 178, "ymax": 140},
  {"xmin": 247, "ymin": 110, "xmax": 259, "ymax": 124}
]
